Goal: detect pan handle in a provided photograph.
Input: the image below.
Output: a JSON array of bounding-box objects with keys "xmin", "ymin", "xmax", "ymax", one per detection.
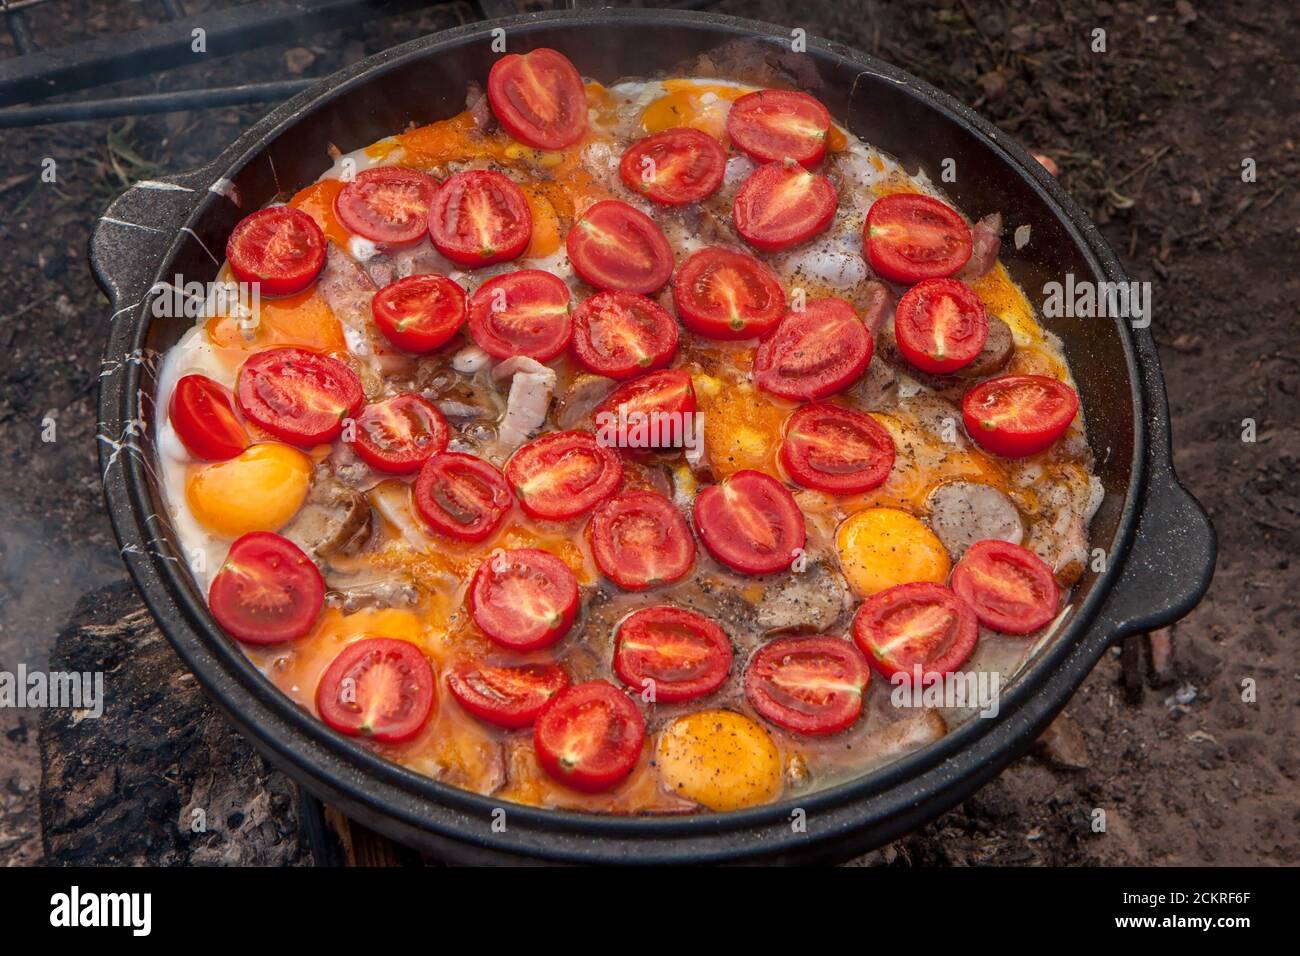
[
  {"xmin": 90, "ymin": 166, "xmax": 215, "ymax": 310},
  {"xmin": 1094, "ymin": 339, "xmax": 1216, "ymax": 643}
]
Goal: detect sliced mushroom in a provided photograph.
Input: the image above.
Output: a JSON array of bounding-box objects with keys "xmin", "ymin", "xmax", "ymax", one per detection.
[
  {"xmin": 926, "ymin": 480, "xmax": 1024, "ymax": 559},
  {"xmin": 868, "ymin": 711, "xmax": 947, "ymax": 764},
  {"xmin": 751, "ymin": 560, "xmax": 852, "ymax": 636},
  {"xmin": 281, "ymin": 466, "xmax": 373, "ymax": 562},
  {"xmin": 554, "ymin": 373, "xmax": 616, "ymax": 430}
]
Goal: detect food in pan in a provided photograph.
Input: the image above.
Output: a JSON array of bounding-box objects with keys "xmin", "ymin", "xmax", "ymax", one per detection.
[{"xmin": 155, "ymin": 48, "xmax": 1102, "ymax": 814}]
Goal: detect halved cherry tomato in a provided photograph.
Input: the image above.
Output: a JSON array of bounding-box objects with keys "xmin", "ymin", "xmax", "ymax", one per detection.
[
  {"xmin": 692, "ymin": 469, "xmax": 805, "ymax": 575},
  {"xmin": 733, "ymin": 161, "xmax": 837, "ymax": 252},
  {"xmin": 950, "ymin": 539, "xmax": 1061, "ymax": 635},
  {"xmin": 208, "ymin": 531, "xmax": 323, "ymax": 644},
  {"xmin": 169, "ymin": 374, "xmax": 249, "ymax": 461},
  {"xmin": 413, "ymin": 451, "xmax": 512, "ymax": 542},
  {"xmin": 534, "ymin": 681, "xmax": 645, "ymax": 792},
  {"xmin": 780, "ymin": 403, "xmax": 894, "ymax": 494},
  {"xmin": 226, "ymin": 206, "xmax": 325, "ymax": 297},
  {"xmin": 894, "ymin": 278, "xmax": 989, "ymax": 373},
  {"xmin": 672, "ymin": 247, "xmax": 785, "ymax": 340},
  {"xmin": 447, "ymin": 660, "xmax": 570, "ymax": 729},
  {"xmin": 753, "ymin": 297, "xmax": 872, "ymax": 401},
  {"xmin": 505, "ymin": 430, "xmax": 623, "ymax": 520},
  {"xmin": 744, "ymin": 636, "xmax": 869, "ymax": 736},
  {"xmin": 572, "ymin": 291, "xmax": 678, "ymax": 379},
  {"xmin": 593, "ymin": 369, "xmax": 697, "ymax": 451},
  {"xmin": 864, "ymin": 193, "xmax": 972, "ymax": 283},
  {"xmin": 470, "ymin": 547, "xmax": 579, "ymax": 651},
  {"xmin": 961, "ymin": 374, "xmax": 1080, "ymax": 458},
  {"xmin": 427, "ymin": 170, "xmax": 532, "ymax": 267},
  {"xmin": 347, "ymin": 393, "xmax": 448, "ymax": 474},
  {"xmin": 372, "ymin": 274, "xmax": 467, "ymax": 353},
  {"xmin": 725, "ymin": 89, "xmax": 832, "ymax": 168},
  {"xmin": 851, "ymin": 582, "xmax": 978, "ymax": 679},
  {"xmin": 613, "ymin": 606, "xmax": 731, "ymax": 703},
  {"xmin": 334, "ymin": 166, "xmax": 439, "ymax": 247},
  {"xmin": 467, "ymin": 269, "xmax": 572, "ymax": 361},
  {"xmin": 588, "ymin": 490, "xmax": 694, "ymax": 590},
  {"xmin": 487, "ymin": 48, "xmax": 588, "ymax": 150},
  {"xmin": 316, "ymin": 637, "xmax": 435, "ymax": 743},
  {"xmin": 236, "ymin": 346, "xmax": 363, "ymax": 447},
  {"xmin": 618, "ymin": 127, "xmax": 727, "ymax": 205},
  {"xmin": 566, "ymin": 200, "xmax": 674, "ymax": 294}
]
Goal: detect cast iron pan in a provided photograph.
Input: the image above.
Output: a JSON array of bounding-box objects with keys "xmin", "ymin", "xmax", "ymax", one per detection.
[{"xmin": 91, "ymin": 9, "xmax": 1214, "ymax": 864}]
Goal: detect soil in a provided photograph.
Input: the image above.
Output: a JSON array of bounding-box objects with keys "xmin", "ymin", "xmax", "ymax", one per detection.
[{"xmin": 0, "ymin": 0, "xmax": 1295, "ymax": 866}]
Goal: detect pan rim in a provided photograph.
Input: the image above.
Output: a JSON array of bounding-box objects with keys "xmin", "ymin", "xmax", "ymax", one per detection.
[{"xmin": 97, "ymin": 7, "xmax": 1144, "ymax": 856}]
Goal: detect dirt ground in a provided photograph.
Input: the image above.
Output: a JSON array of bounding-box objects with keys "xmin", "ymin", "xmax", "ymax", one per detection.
[{"xmin": 0, "ymin": 0, "xmax": 1295, "ymax": 866}]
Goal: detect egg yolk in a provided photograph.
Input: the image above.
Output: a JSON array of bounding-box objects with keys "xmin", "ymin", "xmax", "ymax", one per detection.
[
  {"xmin": 288, "ymin": 178, "xmax": 350, "ymax": 247},
  {"xmin": 206, "ymin": 285, "xmax": 346, "ymax": 356},
  {"xmin": 655, "ymin": 710, "xmax": 783, "ymax": 811},
  {"xmin": 641, "ymin": 80, "xmax": 753, "ymax": 139},
  {"xmin": 836, "ymin": 506, "xmax": 951, "ymax": 597},
  {"xmin": 186, "ymin": 442, "xmax": 312, "ymax": 538}
]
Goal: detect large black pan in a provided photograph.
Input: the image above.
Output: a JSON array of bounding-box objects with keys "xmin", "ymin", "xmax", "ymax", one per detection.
[{"xmin": 91, "ymin": 8, "xmax": 1214, "ymax": 864}]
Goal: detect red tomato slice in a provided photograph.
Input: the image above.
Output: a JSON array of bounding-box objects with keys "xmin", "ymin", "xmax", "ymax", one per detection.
[
  {"xmin": 613, "ymin": 606, "xmax": 731, "ymax": 703},
  {"xmin": 427, "ymin": 170, "xmax": 532, "ymax": 267},
  {"xmin": 851, "ymin": 582, "xmax": 978, "ymax": 679},
  {"xmin": 169, "ymin": 374, "xmax": 249, "ymax": 461},
  {"xmin": 372, "ymin": 274, "xmax": 467, "ymax": 353},
  {"xmin": 864, "ymin": 193, "xmax": 972, "ymax": 283},
  {"xmin": 467, "ymin": 269, "xmax": 572, "ymax": 361},
  {"xmin": 725, "ymin": 89, "xmax": 832, "ymax": 168},
  {"xmin": 226, "ymin": 206, "xmax": 325, "ymax": 297},
  {"xmin": 347, "ymin": 393, "xmax": 448, "ymax": 474},
  {"xmin": 533, "ymin": 681, "xmax": 645, "ymax": 792},
  {"xmin": 566, "ymin": 199, "xmax": 674, "ymax": 294},
  {"xmin": 588, "ymin": 490, "xmax": 694, "ymax": 590},
  {"xmin": 447, "ymin": 660, "xmax": 570, "ymax": 730},
  {"xmin": 744, "ymin": 636, "xmax": 869, "ymax": 736},
  {"xmin": 692, "ymin": 469, "xmax": 806, "ymax": 575},
  {"xmin": 950, "ymin": 539, "xmax": 1061, "ymax": 635},
  {"xmin": 618, "ymin": 128, "xmax": 727, "ymax": 205},
  {"xmin": 572, "ymin": 291, "xmax": 678, "ymax": 379},
  {"xmin": 236, "ymin": 346, "xmax": 363, "ymax": 446},
  {"xmin": 487, "ymin": 48, "xmax": 588, "ymax": 150},
  {"xmin": 334, "ymin": 166, "xmax": 439, "ymax": 247},
  {"xmin": 315, "ymin": 637, "xmax": 435, "ymax": 743},
  {"xmin": 505, "ymin": 430, "xmax": 623, "ymax": 520},
  {"xmin": 780, "ymin": 403, "xmax": 894, "ymax": 494},
  {"xmin": 208, "ymin": 531, "xmax": 323, "ymax": 645},
  {"xmin": 413, "ymin": 451, "xmax": 512, "ymax": 542},
  {"xmin": 961, "ymin": 374, "xmax": 1080, "ymax": 458},
  {"xmin": 894, "ymin": 278, "xmax": 989, "ymax": 374},
  {"xmin": 672, "ymin": 247, "xmax": 786, "ymax": 340},
  {"xmin": 733, "ymin": 161, "xmax": 837, "ymax": 252},
  {"xmin": 469, "ymin": 547, "xmax": 579, "ymax": 651},
  {"xmin": 593, "ymin": 369, "xmax": 697, "ymax": 452},
  {"xmin": 753, "ymin": 297, "xmax": 873, "ymax": 401}
]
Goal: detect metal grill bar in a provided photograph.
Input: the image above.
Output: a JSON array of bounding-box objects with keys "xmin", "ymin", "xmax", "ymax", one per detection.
[{"xmin": 0, "ymin": 79, "xmax": 314, "ymax": 127}]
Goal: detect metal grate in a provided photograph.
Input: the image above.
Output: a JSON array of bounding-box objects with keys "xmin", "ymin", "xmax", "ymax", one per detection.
[{"xmin": 0, "ymin": 0, "xmax": 503, "ymax": 127}]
